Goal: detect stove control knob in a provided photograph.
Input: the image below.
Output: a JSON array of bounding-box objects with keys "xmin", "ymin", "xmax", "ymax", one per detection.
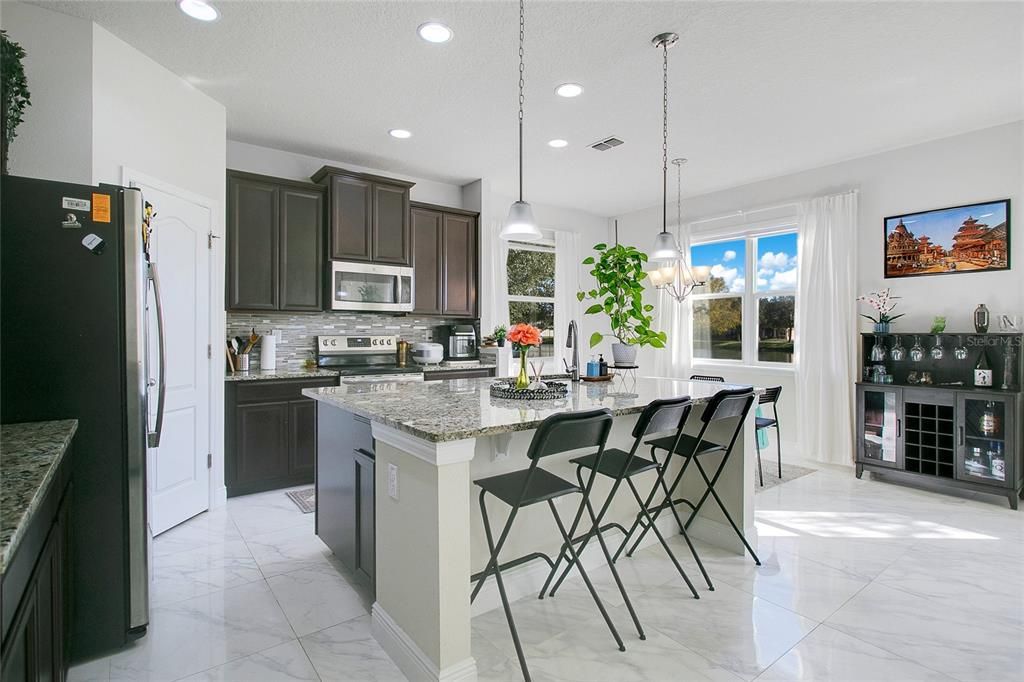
[
  {"xmin": 386, "ymin": 338, "xmax": 393, "ymax": 346},
  {"xmin": 330, "ymin": 339, "xmax": 337, "ymax": 347},
  {"xmin": 371, "ymin": 338, "xmax": 378, "ymax": 346}
]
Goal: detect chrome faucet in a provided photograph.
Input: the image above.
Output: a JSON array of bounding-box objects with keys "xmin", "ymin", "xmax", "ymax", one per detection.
[{"xmin": 564, "ymin": 320, "xmax": 581, "ymax": 382}]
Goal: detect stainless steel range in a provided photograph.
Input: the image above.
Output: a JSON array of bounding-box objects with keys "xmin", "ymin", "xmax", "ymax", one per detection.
[{"xmin": 316, "ymin": 335, "xmax": 424, "ymax": 377}]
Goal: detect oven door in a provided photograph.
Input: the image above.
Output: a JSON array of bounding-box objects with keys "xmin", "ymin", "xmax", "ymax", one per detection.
[{"xmin": 331, "ymin": 261, "xmax": 414, "ymax": 312}]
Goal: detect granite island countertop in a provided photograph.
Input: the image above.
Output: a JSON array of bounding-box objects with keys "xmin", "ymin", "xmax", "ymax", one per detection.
[
  {"xmin": 304, "ymin": 376, "xmax": 757, "ymax": 443},
  {"xmin": 1, "ymin": 419, "xmax": 78, "ymax": 575}
]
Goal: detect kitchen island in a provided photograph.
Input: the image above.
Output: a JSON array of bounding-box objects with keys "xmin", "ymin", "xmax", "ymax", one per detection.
[{"xmin": 304, "ymin": 375, "xmax": 760, "ymax": 682}]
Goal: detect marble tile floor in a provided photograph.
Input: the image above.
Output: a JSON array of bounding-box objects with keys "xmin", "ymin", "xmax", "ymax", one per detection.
[{"xmin": 68, "ymin": 470, "xmax": 1023, "ymax": 681}]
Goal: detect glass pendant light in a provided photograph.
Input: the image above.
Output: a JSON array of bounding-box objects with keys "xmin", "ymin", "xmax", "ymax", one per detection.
[
  {"xmin": 647, "ymin": 158, "xmax": 708, "ymax": 302},
  {"xmin": 649, "ymin": 32, "xmax": 682, "ymax": 262},
  {"xmin": 500, "ymin": 0, "xmax": 542, "ymax": 241}
]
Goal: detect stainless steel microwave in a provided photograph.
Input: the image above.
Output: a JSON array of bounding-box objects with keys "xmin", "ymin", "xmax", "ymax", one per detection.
[{"xmin": 330, "ymin": 261, "xmax": 414, "ymax": 312}]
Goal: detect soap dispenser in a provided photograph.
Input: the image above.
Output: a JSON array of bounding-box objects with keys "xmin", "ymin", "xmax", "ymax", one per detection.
[
  {"xmin": 598, "ymin": 354, "xmax": 608, "ymax": 376},
  {"xmin": 587, "ymin": 356, "xmax": 599, "ymax": 377}
]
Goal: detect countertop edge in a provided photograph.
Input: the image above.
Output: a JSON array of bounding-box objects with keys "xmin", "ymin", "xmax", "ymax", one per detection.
[{"xmin": 0, "ymin": 419, "xmax": 78, "ymax": 576}]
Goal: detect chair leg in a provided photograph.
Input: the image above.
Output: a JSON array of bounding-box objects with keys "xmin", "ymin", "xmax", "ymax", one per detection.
[
  {"xmin": 776, "ymin": 423, "xmax": 782, "ymax": 479},
  {"xmin": 538, "ymin": 466, "xmax": 592, "ymax": 600},
  {"xmin": 547, "ymin": 500, "xmax": 626, "ymax": 652},
  {"xmin": 625, "ymin": 450, "xmax": 695, "ymax": 556},
  {"xmin": 755, "ymin": 430, "xmax": 764, "ymax": 487},
  {"xmin": 580, "ymin": 494, "xmax": 646, "ymax": 639},
  {"xmin": 478, "ymin": 493, "xmax": 531, "ymax": 681},
  {"xmin": 692, "ymin": 457, "xmax": 761, "ymax": 565},
  {"xmin": 624, "ymin": 478, "xmax": 699, "ymax": 599},
  {"xmin": 547, "ymin": 467, "xmax": 598, "ymax": 598}
]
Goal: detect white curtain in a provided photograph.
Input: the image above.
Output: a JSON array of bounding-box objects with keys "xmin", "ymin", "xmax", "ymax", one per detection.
[
  {"xmin": 553, "ymin": 230, "xmax": 582, "ymax": 370},
  {"xmin": 649, "ymin": 225, "xmax": 692, "ymax": 378},
  {"xmin": 797, "ymin": 191, "xmax": 859, "ymax": 465},
  {"xmin": 479, "ymin": 220, "xmax": 510, "ymax": 338}
]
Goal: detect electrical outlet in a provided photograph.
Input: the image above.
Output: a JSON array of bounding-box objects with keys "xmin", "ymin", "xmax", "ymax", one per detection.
[
  {"xmin": 387, "ymin": 463, "xmax": 399, "ymax": 500},
  {"xmin": 273, "ymin": 329, "xmax": 283, "ymax": 343}
]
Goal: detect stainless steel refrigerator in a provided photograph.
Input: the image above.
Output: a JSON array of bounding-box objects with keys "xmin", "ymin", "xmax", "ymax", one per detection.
[{"xmin": 1, "ymin": 175, "xmax": 163, "ymax": 659}]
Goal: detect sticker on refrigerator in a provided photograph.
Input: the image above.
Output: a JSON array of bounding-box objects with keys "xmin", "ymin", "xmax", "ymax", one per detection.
[
  {"xmin": 92, "ymin": 193, "xmax": 111, "ymax": 223},
  {"xmin": 61, "ymin": 213, "xmax": 82, "ymax": 229},
  {"xmin": 62, "ymin": 197, "xmax": 91, "ymax": 211},
  {"xmin": 82, "ymin": 233, "xmax": 105, "ymax": 255}
]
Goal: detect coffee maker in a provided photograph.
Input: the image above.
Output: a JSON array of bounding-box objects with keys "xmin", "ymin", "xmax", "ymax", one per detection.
[{"xmin": 436, "ymin": 324, "xmax": 478, "ymax": 361}]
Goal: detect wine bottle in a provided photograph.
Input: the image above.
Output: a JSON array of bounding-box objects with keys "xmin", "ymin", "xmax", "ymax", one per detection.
[{"xmin": 974, "ymin": 350, "xmax": 993, "ymax": 387}]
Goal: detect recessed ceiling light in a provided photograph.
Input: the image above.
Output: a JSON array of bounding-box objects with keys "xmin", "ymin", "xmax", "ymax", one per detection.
[
  {"xmin": 555, "ymin": 83, "xmax": 584, "ymax": 98},
  {"xmin": 177, "ymin": 0, "xmax": 219, "ymax": 22},
  {"xmin": 389, "ymin": 129, "xmax": 412, "ymax": 139},
  {"xmin": 547, "ymin": 139, "xmax": 568, "ymax": 148},
  {"xmin": 418, "ymin": 22, "xmax": 453, "ymax": 43}
]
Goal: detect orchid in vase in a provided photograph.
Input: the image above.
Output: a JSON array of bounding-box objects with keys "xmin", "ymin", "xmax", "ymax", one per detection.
[
  {"xmin": 507, "ymin": 323, "xmax": 542, "ymax": 389},
  {"xmin": 857, "ymin": 288, "xmax": 905, "ymax": 332}
]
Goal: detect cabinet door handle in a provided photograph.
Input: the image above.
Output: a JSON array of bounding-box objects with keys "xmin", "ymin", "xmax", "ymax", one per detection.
[
  {"xmin": 959, "ymin": 426, "xmax": 964, "ymax": 446},
  {"xmin": 896, "ymin": 419, "xmax": 901, "ymax": 438}
]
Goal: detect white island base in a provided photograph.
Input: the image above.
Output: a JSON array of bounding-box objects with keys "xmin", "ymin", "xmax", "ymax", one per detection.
[{"xmin": 306, "ymin": 377, "xmax": 759, "ymax": 682}]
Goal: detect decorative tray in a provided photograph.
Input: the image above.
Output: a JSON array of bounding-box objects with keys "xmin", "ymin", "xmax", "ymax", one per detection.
[
  {"xmin": 581, "ymin": 374, "xmax": 614, "ymax": 382},
  {"xmin": 489, "ymin": 381, "xmax": 569, "ymax": 400}
]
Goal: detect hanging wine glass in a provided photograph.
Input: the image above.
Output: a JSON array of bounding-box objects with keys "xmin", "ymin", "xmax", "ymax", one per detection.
[
  {"xmin": 870, "ymin": 335, "xmax": 887, "ymax": 362},
  {"xmin": 890, "ymin": 335, "xmax": 906, "ymax": 361},
  {"xmin": 930, "ymin": 335, "xmax": 945, "ymax": 360},
  {"xmin": 909, "ymin": 335, "xmax": 925, "ymax": 362},
  {"xmin": 953, "ymin": 335, "xmax": 968, "ymax": 361}
]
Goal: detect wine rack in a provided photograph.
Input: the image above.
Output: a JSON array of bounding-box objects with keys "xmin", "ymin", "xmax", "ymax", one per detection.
[{"xmin": 902, "ymin": 400, "xmax": 955, "ymax": 478}]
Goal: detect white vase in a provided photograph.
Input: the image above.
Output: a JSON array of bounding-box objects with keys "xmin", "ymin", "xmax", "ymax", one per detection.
[{"xmin": 611, "ymin": 342, "xmax": 637, "ymax": 367}]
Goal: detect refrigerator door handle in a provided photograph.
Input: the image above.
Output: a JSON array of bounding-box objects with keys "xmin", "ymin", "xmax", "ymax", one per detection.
[{"xmin": 147, "ymin": 262, "xmax": 167, "ymax": 448}]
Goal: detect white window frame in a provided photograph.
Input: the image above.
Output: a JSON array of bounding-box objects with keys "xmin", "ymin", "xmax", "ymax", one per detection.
[
  {"xmin": 690, "ymin": 221, "xmax": 799, "ymax": 370},
  {"xmin": 507, "ymin": 240, "xmax": 557, "ymax": 356}
]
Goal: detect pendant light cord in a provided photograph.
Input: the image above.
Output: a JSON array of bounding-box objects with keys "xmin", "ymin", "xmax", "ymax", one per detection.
[
  {"xmin": 518, "ymin": 0, "xmax": 525, "ymax": 202},
  {"xmin": 661, "ymin": 41, "xmax": 669, "ymax": 234}
]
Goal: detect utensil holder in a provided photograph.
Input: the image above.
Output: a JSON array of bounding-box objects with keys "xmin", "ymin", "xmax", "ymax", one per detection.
[{"xmin": 237, "ymin": 353, "xmax": 250, "ymax": 372}]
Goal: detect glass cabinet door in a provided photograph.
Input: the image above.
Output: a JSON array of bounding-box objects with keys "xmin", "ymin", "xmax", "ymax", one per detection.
[
  {"xmin": 858, "ymin": 386, "xmax": 902, "ymax": 468},
  {"xmin": 957, "ymin": 394, "xmax": 1014, "ymax": 487}
]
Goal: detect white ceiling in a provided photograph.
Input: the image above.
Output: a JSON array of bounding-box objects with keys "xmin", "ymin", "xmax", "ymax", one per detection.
[{"xmin": 34, "ymin": 0, "xmax": 1024, "ymax": 216}]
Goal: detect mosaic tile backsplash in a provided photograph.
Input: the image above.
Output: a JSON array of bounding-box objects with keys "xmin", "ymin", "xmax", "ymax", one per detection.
[{"xmin": 227, "ymin": 311, "xmax": 470, "ymax": 370}]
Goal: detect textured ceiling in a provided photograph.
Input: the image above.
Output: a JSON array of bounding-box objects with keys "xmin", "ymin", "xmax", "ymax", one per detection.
[{"xmin": 33, "ymin": 1, "xmax": 1024, "ymax": 216}]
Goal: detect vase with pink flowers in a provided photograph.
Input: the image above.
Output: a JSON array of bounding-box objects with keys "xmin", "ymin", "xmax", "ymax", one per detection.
[{"xmin": 857, "ymin": 288, "xmax": 905, "ymax": 333}]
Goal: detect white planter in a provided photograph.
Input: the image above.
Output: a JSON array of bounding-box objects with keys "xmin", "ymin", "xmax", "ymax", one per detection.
[{"xmin": 611, "ymin": 343, "xmax": 637, "ymax": 366}]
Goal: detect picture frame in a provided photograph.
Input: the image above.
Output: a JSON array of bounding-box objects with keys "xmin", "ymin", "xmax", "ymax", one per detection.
[{"xmin": 884, "ymin": 199, "xmax": 1010, "ymax": 279}]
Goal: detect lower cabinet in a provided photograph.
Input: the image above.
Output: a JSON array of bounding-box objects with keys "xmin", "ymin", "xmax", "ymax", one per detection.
[
  {"xmin": 316, "ymin": 405, "xmax": 375, "ymax": 592},
  {"xmin": 1, "ymin": 477, "xmax": 71, "ymax": 682},
  {"xmin": 225, "ymin": 377, "xmax": 337, "ymax": 497}
]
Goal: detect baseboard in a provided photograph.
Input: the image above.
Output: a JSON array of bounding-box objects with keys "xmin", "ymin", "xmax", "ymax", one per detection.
[
  {"xmin": 211, "ymin": 485, "xmax": 227, "ymax": 508},
  {"xmin": 469, "ymin": 512, "xmax": 680, "ymax": 617},
  {"xmin": 686, "ymin": 515, "xmax": 758, "ymax": 555},
  {"xmin": 371, "ymin": 602, "xmax": 478, "ymax": 682}
]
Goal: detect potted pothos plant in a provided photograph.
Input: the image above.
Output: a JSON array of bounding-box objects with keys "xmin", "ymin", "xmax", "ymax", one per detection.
[
  {"xmin": 578, "ymin": 242, "xmax": 666, "ymax": 366},
  {"xmin": 1, "ymin": 30, "xmax": 32, "ymax": 176}
]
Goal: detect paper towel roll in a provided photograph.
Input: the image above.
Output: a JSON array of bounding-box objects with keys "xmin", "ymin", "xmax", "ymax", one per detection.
[{"xmin": 260, "ymin": 333, "xmax": 277, "ymax": 371}]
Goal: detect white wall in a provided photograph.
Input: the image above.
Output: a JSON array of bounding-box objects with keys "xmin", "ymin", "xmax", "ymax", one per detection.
[
  {"xmin": 614, "ymin": 121, "xmax": 1024, "ymax": 461},
  {"xmin": 226, "ymin": 140, "xmax": 463, "ymax": 207},
  {"xmin": 0, "ymin": 2, "xmax": 92, "ymax": 183}
]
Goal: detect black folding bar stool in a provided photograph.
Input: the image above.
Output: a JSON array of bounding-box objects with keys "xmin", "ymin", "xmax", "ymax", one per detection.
[
  {"xmin": 689, "ymin": 374, "xmax": 724, "ymax": 382},
  {"xmin": 470, "ymin": 409, "xmax": 635, "ymax": 682},
  {"xmin": 755, "ymin": 386, "xmax": 783, "ymax": 486},
  {"xmin": 540, "ymin": 396, "xmax": 713, "ymax": 602},
  {"xmin": 618, "ymin": 387, "xmax": 761, "ymax": 565}
]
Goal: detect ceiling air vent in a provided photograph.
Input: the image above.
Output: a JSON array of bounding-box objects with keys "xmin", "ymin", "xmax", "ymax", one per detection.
[{"xmin": 589, "ymin": 136, "xmax": 624, "ymax": 151}]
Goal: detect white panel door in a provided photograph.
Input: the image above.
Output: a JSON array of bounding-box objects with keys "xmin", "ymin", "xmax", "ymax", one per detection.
[{"xmin": 136, "ymin": 179, "xmax": 212, "ymax": 535}]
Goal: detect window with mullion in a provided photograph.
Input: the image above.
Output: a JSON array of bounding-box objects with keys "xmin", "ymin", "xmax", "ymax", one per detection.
[
  {"xmin": 691, "ymin": 229, "xmax": 797, "ymax": 365},
  {"xmin": 507, "ymin": 244, "xmax": 556, "ymax": 357}
]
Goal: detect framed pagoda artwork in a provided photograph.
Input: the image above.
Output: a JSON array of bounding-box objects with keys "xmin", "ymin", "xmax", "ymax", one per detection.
[{"xmin": 884, "ymin": 199, "xmax": 1010, "ymax": 279}]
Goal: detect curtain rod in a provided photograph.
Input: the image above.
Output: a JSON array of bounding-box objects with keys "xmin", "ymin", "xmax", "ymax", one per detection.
[{"xmin": 686, "ymin": 188, "xmax": 858, "ymax": 228}]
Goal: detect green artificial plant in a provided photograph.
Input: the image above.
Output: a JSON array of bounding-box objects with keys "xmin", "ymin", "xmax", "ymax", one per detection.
[
  {"xmin": 578, "ymin": 242, "xmax": 667, "ymax": 349},
  {"xmin": 1, "ymin": 30, "xmax": 31, "ymax": 175}
]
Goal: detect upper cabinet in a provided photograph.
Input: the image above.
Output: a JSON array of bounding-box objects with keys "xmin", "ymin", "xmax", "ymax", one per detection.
[
  {"xmin": 226, "ymin": 171, "xmax": 324, "ymax": 312},
  {"xmin": 411, "ymin": 202, "xmax": 479, "ymax": 317},
  {"xmin": 312, "ymin": 166, "xmax": 414, "ymax": 267}
]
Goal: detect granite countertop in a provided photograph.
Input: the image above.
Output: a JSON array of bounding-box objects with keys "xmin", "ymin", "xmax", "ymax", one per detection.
[
  {"xmin": 304, "ymin": 376, "xmax": 757, "ymax": 443},
  {"xmin": 421, "ymin": 362, "xmax": 497, "ymax": 373},
  {"xmin": 225, "ymin": 367, "xmax": 340, "ymax": 382},
  {"xmin": 1, "ymin": 420, "xmax": 78, "ymax": 575}
]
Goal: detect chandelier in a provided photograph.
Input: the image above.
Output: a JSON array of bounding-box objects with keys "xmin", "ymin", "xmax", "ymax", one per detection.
[{"xmin": 648, "ymin": 157, "xmax": 710, "ymax": 301}]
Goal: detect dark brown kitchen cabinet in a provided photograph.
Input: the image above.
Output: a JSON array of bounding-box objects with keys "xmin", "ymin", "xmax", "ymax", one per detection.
[
  {"xmin": 316, "ymin": 406, "xmax": 375, "ymax": 593},
  {"xmin": 312, "ymin": 166, "xmax": 414, "ymax": 267},
  {"xmin": 411, "ymin": 202, "xmax": 479, "ymax": 317},
  {"xmin": 225, "ymin": 377, "xmax": 337, "ymax": 497},
  {"xmin": 2, "ymin": 451, "xmax": 72, "ymax": 682},
  {"xmin": 411, "ymin": 208, "xmax": 443, "ymax": 315},
  {"xmin": 226, "ymin": 170, "xmax": 324, "ymax": 312}
]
